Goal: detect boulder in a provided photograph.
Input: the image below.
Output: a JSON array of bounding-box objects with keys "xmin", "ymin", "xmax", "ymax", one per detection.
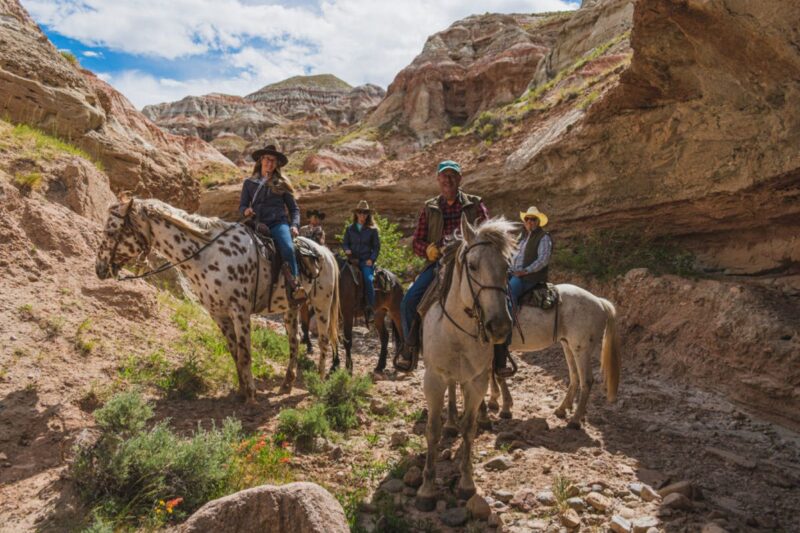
[{"xmin": 178, "ymin": 482, "xmax": 348, "ymax": 533}]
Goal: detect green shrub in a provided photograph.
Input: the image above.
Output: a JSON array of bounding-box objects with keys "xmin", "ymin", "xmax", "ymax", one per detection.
[
  {"xmin": 13, "ymin": 171, "xmax": 43, "ymax": 191},
  {"xmin": 337, "ymin": 214, "xmax": 424, "ymax": 279},
  {"xmin": 74, "ymin": 392, "xmax": 243, "ymax": 527},
  {"xmin": 553, "ymin": 229, "xmax": 697, "ymax": 280},
  {"xmin": 304, "ymin": 369, "xmax": 372, "ymax": 431},
  {"xmin": 60, "ymin": 50, "xmax": 79, "ymax": 66},
  {"xmin": 276, "ymin": 404, "xmax": 329, "ymax": 451},
  {"xmin": 93, "ymin": 390, "xmax": 154, "ymax": 436}
]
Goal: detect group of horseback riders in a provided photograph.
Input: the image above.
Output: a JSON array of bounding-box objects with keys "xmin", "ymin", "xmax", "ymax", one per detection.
[{"xmin": 239, "ymin": 145, "xmax": 552, "ymax": 378}]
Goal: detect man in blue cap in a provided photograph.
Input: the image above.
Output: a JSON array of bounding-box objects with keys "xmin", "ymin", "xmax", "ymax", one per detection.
[{"xmin": 394, "ymin": 160, "xmax": 493, "ymax": 372}]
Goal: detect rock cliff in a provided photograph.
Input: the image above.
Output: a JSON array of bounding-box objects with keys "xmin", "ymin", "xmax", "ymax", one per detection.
[
  {"xmin": 0, "ymin": 0, "xmax": 236, "ymax": 210},
  {"xmin": 143, "ymin": 75, "xmax": 385, "ymax": 163}
]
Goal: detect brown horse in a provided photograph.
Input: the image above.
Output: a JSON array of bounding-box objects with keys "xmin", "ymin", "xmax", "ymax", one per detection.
[{"xmin": 323, "ymin": 257, "xmax": 404, "ymax": 373}]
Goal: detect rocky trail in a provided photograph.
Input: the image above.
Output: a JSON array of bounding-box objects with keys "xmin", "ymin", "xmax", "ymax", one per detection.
[{"xmin": 157, "ymin": 317, "xmax": 798, "ymax": 533}]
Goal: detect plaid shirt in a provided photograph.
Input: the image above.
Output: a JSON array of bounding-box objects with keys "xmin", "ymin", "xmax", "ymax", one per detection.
[{"xmin": 412, "ymin": 194, "xmax": 490, "ymax": 258}]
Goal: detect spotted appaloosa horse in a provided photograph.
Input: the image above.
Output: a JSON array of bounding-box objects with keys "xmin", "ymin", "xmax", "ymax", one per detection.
[{"xmin": 95, "ymin": 198, "xmax": 339, "ymax": 402}]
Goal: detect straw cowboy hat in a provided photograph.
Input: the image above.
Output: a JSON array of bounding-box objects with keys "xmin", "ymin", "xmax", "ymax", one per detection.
[
  {"xmin": 251, "ymin": 144, "xmax": 288, "ymax": 167},
  {"xmin": 353, "ymin": 200, "xmax": 371, "ymax": 214},
  {"xmin": 306, "ymin": 209, "xmax": 326, "ymax": 220},
  {"xmin": 519, "ymin": 206, "xmax": 548, "ymax": 227}
]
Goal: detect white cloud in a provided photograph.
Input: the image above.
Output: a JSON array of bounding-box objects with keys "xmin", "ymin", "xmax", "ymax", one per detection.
[
  {"xmin": 23, "ymin": 0, "xmax": 578, "ymax": 107},
  {"xmin": 82, "ymin": 50, "xmax": 103, "ymax": 57}
]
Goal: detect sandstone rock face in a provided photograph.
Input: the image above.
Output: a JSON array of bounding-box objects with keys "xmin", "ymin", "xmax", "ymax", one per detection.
[
  {"xmin": 302, "ymin": 139, "xmax": 386, "ymax": 174},
  {"xmin": 0, "ymin": 0, "xmax": 236, "ymax": 210},
  {"xmin": 144, "ymin": 75, "xmax": 385, "ymax": 156},
  {"xmin": 143, "ymin": 93, "xmax": 282, "ymax": 141},
  {"xmin": 177, "ymin": 482, "xmax": 349, "ymax": 533},
  {"xmin": 366, "ymin": 13, "xmax": 565, "ymax": 146}
]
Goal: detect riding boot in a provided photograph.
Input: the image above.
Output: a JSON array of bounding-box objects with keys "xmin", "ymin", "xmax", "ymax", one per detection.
[
  {"xmin": 282, "ymin": 264, "xmax": 306, "ymax": 304},
  {"xmin": 394, "ymin": 318, "xmax": 419, "ymax": 372},
  {"xmin": 493, "ymin": 343, "xmax": 516, "ymax": 378}
]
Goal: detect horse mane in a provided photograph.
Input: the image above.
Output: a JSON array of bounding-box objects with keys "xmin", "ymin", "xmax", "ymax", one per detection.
[
  {"xmin": 438, "ymin": 217, "xmax": 518, "ymax": 303},
  {"xmin": 138, "ymin": 199, "xmax": 233, "ymax": 240}
]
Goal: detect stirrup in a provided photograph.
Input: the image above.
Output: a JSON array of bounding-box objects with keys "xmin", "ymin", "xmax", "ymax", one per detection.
[
  {"xmin": 494, "ymin": 352, "xmax": 518, "ymax": 378},
  {"xmin": 393, "ymin": 346, "xmax": 416, "ymax": 372}
]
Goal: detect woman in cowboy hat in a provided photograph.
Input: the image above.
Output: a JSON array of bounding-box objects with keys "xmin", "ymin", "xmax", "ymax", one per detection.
[
  {"xmin": 239, "ymin": 144, "xmax": 305, "ymax": 303},
  {"xmin": 342, "ymin": 200, "xmax": 380, "ymax": 322},
  {"xmin": 494, "ymin": 205, "xmax": 553, "ymax": 377},
  {"xmin": 300, "ymin": 209, "xmax": 326, "ymax": 245}
]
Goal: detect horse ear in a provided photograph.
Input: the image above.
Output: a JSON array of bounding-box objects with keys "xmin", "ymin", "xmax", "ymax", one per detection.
[
  {"xmin": 460, "ymin": 213, "xmax": 476, "ymax": 244},
  {"xmin": 121, "ymin": 197, "xmax": 135, "ymax": 215}
]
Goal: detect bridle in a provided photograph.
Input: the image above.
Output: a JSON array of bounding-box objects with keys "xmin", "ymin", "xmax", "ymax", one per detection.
[
  {"xmin": 106, "ymin": 200, "xmax": 149, "ymax": 272},
  {"xmin": 440, "ymin": 240, "xmax": 509, "ymax": 343}
]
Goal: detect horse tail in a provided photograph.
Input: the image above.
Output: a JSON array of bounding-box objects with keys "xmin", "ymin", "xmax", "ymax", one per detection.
[
  {"xmin": 599, "ymin": 297, "xmax": 621, "ymax": 403},
  {"xmin": 327, "ymin": 254, "xmax": 340, "ymax": 350}
]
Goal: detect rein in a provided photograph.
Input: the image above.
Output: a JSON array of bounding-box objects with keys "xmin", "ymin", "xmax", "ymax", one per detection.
[{"xmin": 440, "ymin": 240, "xmax": 508, "ymax": 343}]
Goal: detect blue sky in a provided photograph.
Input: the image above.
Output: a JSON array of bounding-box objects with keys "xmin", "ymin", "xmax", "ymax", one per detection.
[{"xmin": 23, "ymin": 0, "xmax": 579, "ymax": 109}]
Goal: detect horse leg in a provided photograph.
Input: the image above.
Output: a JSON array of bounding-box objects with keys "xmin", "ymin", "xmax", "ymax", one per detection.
[
  {"xmin": 498, "ymin": 376, "xmax": 513, "ymax": 419},
  {"xmin": 230, "ymin": 308, "xmax": 256, "ymax": 403},
  {"xmin": 443, "ymin": 381, "xmax": 459, "ymax": 438},
  {"xmin": 569, "ymin": 340, "xmax": 598, "ymax": 429},
  {"xmin": 374, "ymin": 310, "xmax": 388, "ymax": 373},
  {"xmin": 314, "ymin": 302, "xmax": 333, "ymax": 377},
  {"xmin": 488, "ymin": 370, "xmax": 500, "ymax": 411},
  {"xmin": 477, "ymin": 399, "xmax": 492, "ymax": 431},
  {"xmin": 279, "ymin": 308, "xmax": 299, "ymax": 394},
  {"xmin": 212, "ymin": 315, "xmax": 243, "ymax": 394},
  {"xmin": 556, "ymin": 341, "xmax": 579, "ymax": 419},
  {"xmin": 457, "ymin": 370, "xmax": 489, "ymax": 500},
  {"xmin": 417, "ymin": 370, "xmax": 445, "ymax": 511},
  {"xmin": 340, "ymin": 307, "xmax": 354, "ymax": 375},
  {"xmin": 300, "ymin": 303, "xmax": 313, "ymax": 354}
]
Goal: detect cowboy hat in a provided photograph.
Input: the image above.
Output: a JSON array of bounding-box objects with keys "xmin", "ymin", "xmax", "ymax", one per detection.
[
  {"xmin": 519, "ymin": 206, "xmax": 548, "ymax": 227},
  {"xmin": 306, "ymin": 209, "xmax": 326, "ymax": 220},
  {"xmin": 353, "ymin": 200, "xmax": 371, "ymax": 213},
  {"xmin": 251, "ymin": 144, "xmax": 288, "ymax": 167},
  {"xmin": 437, "ymin": 160, "xmax": 462, "ymax": 176}
]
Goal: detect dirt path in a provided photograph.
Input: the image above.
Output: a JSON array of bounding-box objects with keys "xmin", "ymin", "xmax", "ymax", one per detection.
[
  {"xmin": 288, "ymin": 322, "xmax": 799, "ymax": 532},
  {"xmin": 2, "ymin": 317, "xmax": 798, "ymax": 532}
]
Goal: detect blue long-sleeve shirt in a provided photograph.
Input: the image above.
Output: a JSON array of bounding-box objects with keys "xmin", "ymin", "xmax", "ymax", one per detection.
[
  {"xmin": 239, "ymin": 175, "xmax": 300, "ymax": 228},
  {"xmin": 342, "ymin": 223, "xmax": 380, "ymax": 262}
]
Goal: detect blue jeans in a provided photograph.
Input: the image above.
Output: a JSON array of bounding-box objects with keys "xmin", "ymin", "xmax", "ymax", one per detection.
[
  {"xmin": 360, "ymin": 261, "xmax": 375, "ymax": 307},
  {"xmin": 505, "ymin": 275, "xmax": 538, "ymax": 345},
  {"xmin": 270, "ymin": 223, "xmax": 299, "ymax": 277},
  {"xmin": 401, "ymin": 262, "xmax": 437, "ymax": 339}
]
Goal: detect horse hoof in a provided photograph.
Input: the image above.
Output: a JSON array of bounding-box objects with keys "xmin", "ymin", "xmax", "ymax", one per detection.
[
  {"xmin": 499, "ymin": 411, "xmax": 512, "ymax": 420},
  {"xmin": 457, "ymin": 486, "xmax": 476, "ymax": 501},
  {"xmin": 478, "ymin": 419, "xmax": 493, "ymax": 431},
  {"xmin": 415, "ymin": 495, "xmax": 436, "ymax": 512},
  {"xmin": 554, "ymin": 409, "xmax": 567, "ymax": 419},
  {"xmin": 567, "ymin": 420, "xmax": 582, "ymax": 430},
  {"xmin": 487, "ymin": 400, "xmax": 500, "ymax": 412},
  {"xmin": 443, "ymin": 426, "xmax": 459, "ymax": 438}
]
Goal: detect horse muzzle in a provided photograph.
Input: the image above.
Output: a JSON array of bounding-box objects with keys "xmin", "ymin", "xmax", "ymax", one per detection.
[
  {"xmin": 484, "ymin": 315, "xmax": 512, "ymax": 344},
  {"xmin": 95, "ymin": 260, "xmax": 118, "ymax": 280}
]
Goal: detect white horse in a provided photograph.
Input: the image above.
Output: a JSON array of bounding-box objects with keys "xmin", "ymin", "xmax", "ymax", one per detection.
[
  {"xmin": 444, "ymin": 287, "xmax": 621, "ymax": 432},
  {"xmin": 416, "ymin": 216, "xmax": 516, "ymax": 509},
  {"xmin": 485, "ymin": 284, "xmax": 621, "ymax": 429},
  {"xmin": 95, "ymin": 198, "xmax": 339, "ymax": 402}
]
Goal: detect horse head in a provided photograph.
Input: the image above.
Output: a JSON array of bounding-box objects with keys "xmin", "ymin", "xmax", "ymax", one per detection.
[
  {"xmin": 95, "ymin": 197, "xmax": 151, "ymax": 279},
  {"xmin": 451, "ymin": 214, "xmax": 516, "ymax": 344}
]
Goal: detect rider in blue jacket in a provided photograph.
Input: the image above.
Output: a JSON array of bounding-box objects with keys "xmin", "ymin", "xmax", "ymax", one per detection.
[
  {"xmin": 239, "ymin": 145, "xmax": 306, "ymax": 303},
  {"xmin": 342, "ymin": 200, "xmax": 380, "ymax": 322}
]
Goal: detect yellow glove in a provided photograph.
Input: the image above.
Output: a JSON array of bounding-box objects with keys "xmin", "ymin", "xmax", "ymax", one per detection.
[{"xmin": 426, "ymin": 243, "xmax": 442, "ymax": 262}]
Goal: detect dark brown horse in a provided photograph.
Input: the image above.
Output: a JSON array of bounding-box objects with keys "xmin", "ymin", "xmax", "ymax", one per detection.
[{"xmin": 301, "ymin": 257, "xmax": 404, "ymax": 373}]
